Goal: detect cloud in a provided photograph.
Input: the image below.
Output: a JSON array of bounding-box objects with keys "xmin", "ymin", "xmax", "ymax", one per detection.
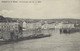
[{"xmin": 0, "ymin": 10, "xmax": 13, "ymax": 16}]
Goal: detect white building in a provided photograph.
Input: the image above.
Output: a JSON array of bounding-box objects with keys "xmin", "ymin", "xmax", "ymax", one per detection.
[
  {"xmin": 41, "ymin": 23, "xmax": 56, "ymax": 29},
  {"xmin": 55, "ymin": 22, "xmax": 74, "ymax": 29},
  {"xmin": 26, "ymin": 22, "xmax": 42, "ymax": 30},
  {"xmin": 23, "ymin": 21, "xmax": 27, "ymax": 30}
]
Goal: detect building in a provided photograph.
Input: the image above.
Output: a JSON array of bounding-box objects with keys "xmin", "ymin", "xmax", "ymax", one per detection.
[
  {"xmin": 41, "ymin": 22, "xmax": 56, "ymax": 29},
  {"xmin": 25, "ymin": 21, "xmax": 42, "ymax": 30},
  {"xmin": 22, "ymin": 21, "xmax": 27, "ymax": 30}
]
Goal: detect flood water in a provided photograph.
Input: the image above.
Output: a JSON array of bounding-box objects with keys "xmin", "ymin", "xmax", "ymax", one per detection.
[{"xmin": 0, "ymin": 29, "xmax": 80, "ymax": 51}]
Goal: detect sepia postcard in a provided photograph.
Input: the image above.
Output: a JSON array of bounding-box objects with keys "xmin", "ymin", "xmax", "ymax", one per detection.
[{"xmin": 0, "ymin": 0, "xmax": 80, "ymax": 51}]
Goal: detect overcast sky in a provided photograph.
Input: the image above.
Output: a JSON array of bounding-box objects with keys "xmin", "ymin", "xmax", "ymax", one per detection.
[{"xmin": 0, "ymin": 0, "xmax": 80, "ymax": 19}]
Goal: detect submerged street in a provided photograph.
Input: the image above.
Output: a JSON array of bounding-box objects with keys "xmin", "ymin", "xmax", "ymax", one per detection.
[{"xmin": 0, "ymin": 29, "xmax": 80, "ymax": 51}]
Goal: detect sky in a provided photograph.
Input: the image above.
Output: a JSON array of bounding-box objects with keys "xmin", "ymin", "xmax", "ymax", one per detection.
[{"xmin": 0, "ymin": 0, "xmax": 80, "ymax": 19}]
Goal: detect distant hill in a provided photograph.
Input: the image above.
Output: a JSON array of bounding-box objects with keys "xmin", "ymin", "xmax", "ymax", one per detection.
[
  {"xmin": 0, "ymin": 16, "xmax": 5, "ymax": 20},
  {"xmin": 0, "ymin": 16, "xmax": 80, "ymax": 24},
  {"xmin": 0, "ymin": 16, "xmax": 6, "ymax": 22}
]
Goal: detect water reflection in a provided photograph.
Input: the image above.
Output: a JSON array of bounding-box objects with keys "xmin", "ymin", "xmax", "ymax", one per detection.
[{"xmin": 0, "ymin": 29, "xmax": 80, "ymax": 51}]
